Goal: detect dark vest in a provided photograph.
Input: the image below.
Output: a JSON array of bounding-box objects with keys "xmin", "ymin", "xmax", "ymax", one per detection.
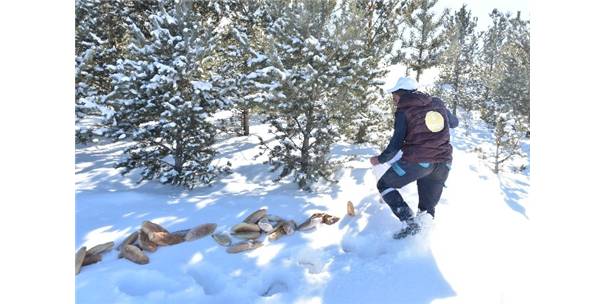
[{"xmin": 396, "ymin": 91, "xmax": 453, "ymax": 163}]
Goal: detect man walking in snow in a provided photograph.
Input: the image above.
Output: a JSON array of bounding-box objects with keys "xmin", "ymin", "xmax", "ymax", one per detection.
[{"xmin": 371, "ymin": 76, "xmax": 458, "ymax": 239}]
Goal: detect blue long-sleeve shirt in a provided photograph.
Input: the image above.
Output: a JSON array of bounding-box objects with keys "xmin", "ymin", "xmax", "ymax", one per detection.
[
  {"xmin": 377, "ymin": 111, "xmax": 407, "ymax": 163},
  {"xmin": 377, "ymin": 108, "xmax": 459, "ymax": 164}
]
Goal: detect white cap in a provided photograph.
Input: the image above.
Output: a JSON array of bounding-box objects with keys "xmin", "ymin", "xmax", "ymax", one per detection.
[{"xmin": 387, "ymin": 76, "xmax": 418, "ymax": 93}]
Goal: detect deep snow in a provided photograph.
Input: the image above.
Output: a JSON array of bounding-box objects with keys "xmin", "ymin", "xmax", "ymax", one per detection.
[{"xmin": 76, "ymin": 113, "xmax": 530, "ymax": 304}]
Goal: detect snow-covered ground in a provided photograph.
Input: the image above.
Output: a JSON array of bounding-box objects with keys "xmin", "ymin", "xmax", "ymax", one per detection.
[{"xmin": 76, "ymin": 113, "xmax": 530, "ymax": 304}]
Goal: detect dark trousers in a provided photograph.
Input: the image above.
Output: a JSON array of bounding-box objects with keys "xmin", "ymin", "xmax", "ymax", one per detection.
[{"xmin": 376, "ymin": 160, "xmax": 451, "ymax": 221}]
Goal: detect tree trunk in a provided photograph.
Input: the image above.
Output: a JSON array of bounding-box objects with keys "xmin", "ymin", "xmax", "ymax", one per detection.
[
  {"xmin": 494, "ymin": 136, "xmax": 500, "ymax": 174},
  {"xmin": 415, "ymin": 48, "xmax": 423, "ymax": 82},
  {"xmin": 416, "ymin": 24, "xmax": 426, "ymax": 83},
  {"xmin": 300, "ymin": 108, "xmax": 314, "ymax": 179},
  {"xmin": 354, "ymin": 125, "xmax": 367, "ymax": 144},
  {"xmin": 301, "ymin": 126, "xmax": 311, "ymax": 172},
  {"xmin": 174, "ymin": 139, "xmax": 183, "ymax": 174},
  {"xmin": 301, "ymin": 133, "xmax": 309, "ymax": 173},
  {"xmin": 453, "ymin": 62, "xmax": 461, "ymax": 116},
  {"xmin": 241, "ymin": 107, "xmax": 250, "ymax": 136}
]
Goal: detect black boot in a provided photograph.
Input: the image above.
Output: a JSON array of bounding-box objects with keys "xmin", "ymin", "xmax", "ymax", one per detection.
[{"xmin": 393, "ymin": 217, "xmax": 421, "ymax": 239}]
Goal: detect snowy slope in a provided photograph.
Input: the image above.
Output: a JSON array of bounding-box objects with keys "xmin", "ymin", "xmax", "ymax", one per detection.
[{"xmin": 75, "ymin": 113, "xmax": 530, "ymax": 304}]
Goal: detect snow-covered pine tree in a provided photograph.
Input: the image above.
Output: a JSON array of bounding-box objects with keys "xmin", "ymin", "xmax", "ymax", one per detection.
[
  {"xmin": 75, "ymin": 0, "xmax": 130, "ymax": 142},
  {"xmin": 434, "ymin": 4, "xmax": 479, "ymax": 117},
  {"xmin": 217, "ymin": 0, "xmax": 272, "ymax": 136},
  {"xmin": 475, "ymin": 10, "xmax": 529, "ymax": 173},
  {"xmin": 394, "ymin": 0, "xmax": 448, "ymax": 82},
  {"xmin": 107, "ymin": 1, "xmax": 230, "ymax": 188},
  {"xmin": 259, "ymin": 0, "xmax": 348, "ymax": 191},
  {"xmin": 75, "ymin": 0, "xmax": 166, "ymax": 143},
  {"xmin": 497, "ymin": 11, "xmax": 530, "ymax": 133},
  {"xmin": 475, "ymin": 9, "xmax": 510, "ymax": 125},
  {"xmin": 491, "ymin": 112, "xmax": 523, "ymax": 173},
  {"xmin": 332, "ymin": 0, "xmax": 402, "ymax": 145}
]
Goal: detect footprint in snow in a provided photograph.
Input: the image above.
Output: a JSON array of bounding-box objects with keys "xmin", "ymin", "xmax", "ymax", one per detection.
[
  {"xmin": 114, "ymin": 269, "xmax": 180, "ymax": 297},
  {"xmin": 260, "ymin": 281, "xmax": 289, "ymax": 297},
  {"xmin": 186, "ymin": 265, "xmax": 227, "ymax": 295},
  {"xmin": 296, "ymin": 249, "xmax": 332, "ymax": 274},
  {"xmin": 341, "ymin": 233, "xmax": 389, "ymax": 258}
]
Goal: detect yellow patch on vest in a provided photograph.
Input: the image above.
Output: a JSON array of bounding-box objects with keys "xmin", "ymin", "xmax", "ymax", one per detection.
[{"xmin": 425, "ymin": 111, "xmax": 445, "ymax": 132}]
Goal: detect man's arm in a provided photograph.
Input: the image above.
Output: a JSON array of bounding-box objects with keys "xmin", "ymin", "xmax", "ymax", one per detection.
[
  {"xmin": 446, "ymin": 109, "xmax": 459, "ymax": 128},
  {"xmin": 377, "ymin": 112, "xmax": 407, "ymax": 163},
  {"xmin": 433, "ymin": 97, "xmax": 459, "ymax": 128}
]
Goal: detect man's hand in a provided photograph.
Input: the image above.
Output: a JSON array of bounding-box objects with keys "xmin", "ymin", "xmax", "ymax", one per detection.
[{"xmin": 370, "ymin": 156, "xmax": 380, "ymax": 166}]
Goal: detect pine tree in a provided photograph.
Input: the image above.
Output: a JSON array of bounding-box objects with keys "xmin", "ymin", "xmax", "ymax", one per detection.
[
  {"xmin": 332, "ymin": 0, "xmax": 402, "ymax": 144},
  {"xmin": 258, "ymin": 0, "xmax": 349, "ymax": 190},
  {"xmin": 475, "ymin": 9, "xmax": 510, "ymax": 125},
  {"xmin": 394, "ymin": 0, "xmax": 448, "ymax": 82},
  {"xmin": 218, "ymin": 0, "xmax": 272, "ymax": 136},
  {"xmin": 434, "ymin": 4, "xmax": 479, "ymax": 117},
  {"xmin": 75, "ymin": 0, "xmax": 165, "ymax": 143},
  {"xmin": 107, "ymin": 2, "xmax": 230, "ymax": 188},
  {"xmin": 474, "ymin": 10, "xmax": 530, "ymax": 173},
  {"xmin": 492, "ymin": 112, "xmax": 523, "ymax": 173},
  {"xmin": 497, "ymin": 11, "xmax": 530, "ymax": 132},
  {"xmin": 75, "ymin": 0, "xmax": 130, "ymax": 142}
]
